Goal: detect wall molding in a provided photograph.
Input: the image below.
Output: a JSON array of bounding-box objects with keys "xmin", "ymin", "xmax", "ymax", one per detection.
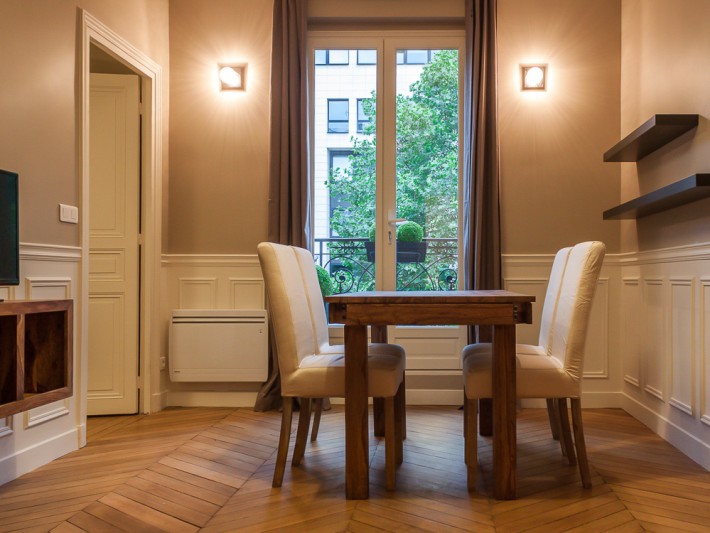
[
  {"xmin": 20, "ymin": 243, "xmax": 81, "ymax": 262},
  {"xmin": 162, "ymin": 254, "xmax": 260, "ymax": 267}
]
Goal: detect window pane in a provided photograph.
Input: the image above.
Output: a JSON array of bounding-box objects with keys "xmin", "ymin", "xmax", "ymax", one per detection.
[
  {"xmin": 357, "ymin": 49, "xmax": 376, "ymax": 65},
  {"xmin": 329, "ymin": 49, "xmax": 349, "ymax": 64},
  {"xmin": 328, "ymin": 99, "xmax": 349, "ymax": 120},
  {"xmin": 395, "ymin": 49, "xmax": 459, "ymax": 291},
  {"xmin": 356, "ymin": 99, "xmax": 371, "ymax": 134},
  {"xmin": 314, "ymin": 49, "xmax": 326, "ymax": 65},
  {"xmin": 313, "ymin": 49, "xmax": 377, "ymax": 297},
  {"xmin": 404, "ymin": 49, "xmax": 428, "ymax": 64}
]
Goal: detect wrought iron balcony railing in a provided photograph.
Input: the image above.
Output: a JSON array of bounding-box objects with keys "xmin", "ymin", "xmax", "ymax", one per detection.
[{"xmin": 313, "ymin": 237, "xmax": 459, "ymax": 294}]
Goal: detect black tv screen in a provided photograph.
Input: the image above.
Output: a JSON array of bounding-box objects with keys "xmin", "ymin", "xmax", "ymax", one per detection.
[{"xmin": 0, "ymin": 169, "xmax": 19, "ymax": 286}]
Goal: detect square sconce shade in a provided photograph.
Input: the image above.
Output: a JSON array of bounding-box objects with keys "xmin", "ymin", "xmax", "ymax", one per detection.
[
  {"xmin": 219, "ymin": 64, "xmax": 247, "ymax": 91},
  {"xmin": 521, "ymin": 64, "xmax": 547, "ymax": 91}
]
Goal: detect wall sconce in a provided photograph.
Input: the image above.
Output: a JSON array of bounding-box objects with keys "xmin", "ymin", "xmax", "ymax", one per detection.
[
  {"xmin": 521, "ymin": 64, "xmax": 547, "ymax": 91},
  {"xmin": 219, "ymin": 64, "xmax": 247, "ymax": 91}
]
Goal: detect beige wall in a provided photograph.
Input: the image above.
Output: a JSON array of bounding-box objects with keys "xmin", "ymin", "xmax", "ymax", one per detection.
[
  {"xmin": 168, "ymin": 0, "xmax": 272, "ymax": 254},
  {"xmin": 0, "ymin": 0, "xmax": 169, "ymax": 248},
  {"xmin": 168, "ymin": 0, "xmax": 622, "ymax": 256},
  {"xmin": 620, "ymin": 0, "xmax": 710, "ymax": 252},
  {"xmin": 498, "ymin": 0, "xmax": 621, "ymax": 254}
]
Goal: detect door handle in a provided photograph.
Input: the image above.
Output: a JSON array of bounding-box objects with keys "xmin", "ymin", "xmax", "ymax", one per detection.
[{"xmin": 387, "ymin": 219, "xmax": 406, "ymax": 244}]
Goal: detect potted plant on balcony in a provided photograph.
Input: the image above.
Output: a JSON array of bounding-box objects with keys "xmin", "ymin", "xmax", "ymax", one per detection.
[
  {"xmin": 364, "ymin": 221, "xmax": 427, "ymax": 263},
  {"xmin": 315, "ymin": 264, "xmax": 334, "ymax": 299},
  {"xmin": 396, "ymin": 221, "xmax": 427, "ymax": 263}
]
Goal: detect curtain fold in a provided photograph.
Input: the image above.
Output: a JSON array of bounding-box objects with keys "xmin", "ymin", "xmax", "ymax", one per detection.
[
  {"xmin": 462, "ymin": 0, "xmax": 501, "ymax": 345},
  {"xmin": 255, "ymin": 0, "xmax": 309, "ymax": 412}
]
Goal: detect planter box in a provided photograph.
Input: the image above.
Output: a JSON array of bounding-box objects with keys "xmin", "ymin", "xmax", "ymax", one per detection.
[{"xmin": 364, "ymin": 241, "xmax": 427, "ymax": 263}]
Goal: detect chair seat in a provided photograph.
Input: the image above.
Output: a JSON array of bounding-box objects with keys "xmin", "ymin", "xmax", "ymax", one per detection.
[
  {"xmin": 462, "ymin": 343, "xmax": 578, "ymax": 399},
  {"xmin": 283, "ymin": 343, "xmax": 405, "ymax": 398}
]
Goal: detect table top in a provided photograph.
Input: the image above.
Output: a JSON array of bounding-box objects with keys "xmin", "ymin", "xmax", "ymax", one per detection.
[
  {"xmin": 326, "ymin": 290, "xmax": 535, "ymax": 326},
  {"xmin": 326, "ymin": 290, "xmax": 535, "ymax": 304}
]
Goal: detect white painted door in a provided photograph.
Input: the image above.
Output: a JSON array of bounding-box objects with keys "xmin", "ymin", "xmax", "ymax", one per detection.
[{"xmin": 88, "ymin": 73, "xmax": 140, "ymax": 415}]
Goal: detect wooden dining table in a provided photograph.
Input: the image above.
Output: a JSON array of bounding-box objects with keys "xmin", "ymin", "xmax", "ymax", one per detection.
[{"xmin": 326, "ymin": 290, "xmax": 535, "ymax": 500}]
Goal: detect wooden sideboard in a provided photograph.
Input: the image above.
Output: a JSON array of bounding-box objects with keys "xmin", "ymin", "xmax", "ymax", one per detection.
[{"xmin": 0, "ymin": 299, "xmax": 73, "ymax": 418}]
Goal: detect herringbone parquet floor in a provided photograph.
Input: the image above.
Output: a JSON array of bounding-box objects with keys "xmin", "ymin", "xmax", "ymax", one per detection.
[{"xmin": 1, "ymin": 405, "xmax": 709, "ymax": 532}]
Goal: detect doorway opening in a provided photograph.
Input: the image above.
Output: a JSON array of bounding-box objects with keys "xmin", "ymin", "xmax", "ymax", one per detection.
[{"xmin": 81, "ymin": 11, "xmax": 163, "ymax": 443}]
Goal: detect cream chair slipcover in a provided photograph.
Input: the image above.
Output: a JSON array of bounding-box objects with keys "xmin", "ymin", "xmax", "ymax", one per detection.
[
  {"xmin": 258, "ymin": 242, "xmax": 405, "ymax": 490},
  {"xmin": 462, "ymin": 241, "xmax": 605, "ymax": 490}
]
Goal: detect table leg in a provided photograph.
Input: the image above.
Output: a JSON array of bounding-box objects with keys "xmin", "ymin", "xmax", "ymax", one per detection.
[
  {"xmin": 345, "ymin": 324, "xmax": 369, "ymax": 499},
  {"xmin": 492, "ymin": 324, "xmax": 516, "ymax": 500},
  {"xmin": 371, "ymin": 325, "xmax": 387, "ymax": 437}
]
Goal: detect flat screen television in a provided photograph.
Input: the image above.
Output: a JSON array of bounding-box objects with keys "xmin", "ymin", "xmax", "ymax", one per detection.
[{"xmin": 0, "ymin": 169, "xmax": 19, "ymax": 287}]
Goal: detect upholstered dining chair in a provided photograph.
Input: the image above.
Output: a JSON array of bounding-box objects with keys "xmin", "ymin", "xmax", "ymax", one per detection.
[
  {"xmin": 257, "ymin": 242, "xmax": 405, "ymax": 490},
  {"xmin": 290, "ymin": 246, "xmax": 406, "ymax": 443},
  {"xmin": 462, "ymin": 241, "xmax": 605, "ymax": 490}
]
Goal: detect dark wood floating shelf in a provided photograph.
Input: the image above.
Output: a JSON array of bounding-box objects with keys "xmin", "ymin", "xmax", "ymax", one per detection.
[
  {"xmin": 603, "ymin": 174, "xmax": 710, "ymax": 220},
  {"xmin": 0, "ymin": 299, "xmax": 73, "ymax": 418},
  {"xmin": 603, "ymin": 114, "xmax": 699, "ymax": 162}
]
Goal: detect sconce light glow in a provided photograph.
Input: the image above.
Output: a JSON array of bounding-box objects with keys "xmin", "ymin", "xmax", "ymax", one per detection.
[
  {"xmin": 219, "ymin": 64, "xmax": 247, "ymax": 91},
  {"xmin": 521, "ymin": 64, "xmax": 547, "ymax": 91}
]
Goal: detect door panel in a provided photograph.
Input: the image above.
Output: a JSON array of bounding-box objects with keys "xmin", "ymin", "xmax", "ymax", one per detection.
[{"xmin": 88, "ymin": 73, "xmax": 140, "ymax": 415}]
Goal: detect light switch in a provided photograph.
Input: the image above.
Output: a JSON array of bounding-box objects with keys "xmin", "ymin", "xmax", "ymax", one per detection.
[{"xmin": 59, "ymin": 204, "xmax": 79, "ymax": 224}]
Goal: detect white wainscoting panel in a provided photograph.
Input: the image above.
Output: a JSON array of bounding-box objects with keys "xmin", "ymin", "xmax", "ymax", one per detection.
[
  {"xmin": 178, "ymin": 277, "xmax": 217, "ymax": 309},
  {"xmin": 622, "ymin": 278, "xmax": 641, "ymax": 387},
  {"xmin": 701, "ymin": 279, "xmax": 710, "ymax": 427},
  {"xmin": 0, "ymin": 286, "xmax": 14, "ymax": 301},
  {"xmin": 0, "ymin": 418, "xmax": 13, "ymax": 439},
  {"xmin": 669, "ymin": 278, "xmax": 694, "ymax": 416},
  {"xmin": 229, "ymin": 278, "xmax": 265, "ymax": 309},
  {"xmin": 584, "ymin": 279, "xmax": 609, "ymax": 378},
  {"xmin": 643, "ymin": 278, "xmax": 666, "ymax": 401}
]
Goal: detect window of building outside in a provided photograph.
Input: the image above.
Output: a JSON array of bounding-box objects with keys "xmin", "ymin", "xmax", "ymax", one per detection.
[
  {"xmin": 357, "ymin": 49, "xmax": 377, "ymax": 65},
  {"xmin": 356, "ymin": 99, "xmax": 371, "ymax": 134},
  {"xmin": 328, "ymin": 150, "xmax": 354, "ymax": 237},
  {"xmin": 327, "ymin": 99, "xmax": 349, "ymax": 133},
  {"xmin": 315, "ymin": 49, "xmax": 349, "ymax": 65}
]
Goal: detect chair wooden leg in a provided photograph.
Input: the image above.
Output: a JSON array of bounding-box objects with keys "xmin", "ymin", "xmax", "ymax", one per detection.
[
  {"xmin": 571, "ymin": 398, "xmax": 592, "ymax": 488},
  {"xmin": 292, "ymin": 398, "xmax": 312, "ymax": 467},
  {"xmin": 310, "ymin": 398, "xmax": 323, "ymax": 442},
  {"xmin": 273, "ymin": 397, "xmax": 293, "ymax": 488},
  {"xmin": 385, "ymin": 396, "xmax": 396, "ymax": 491},
  {"xmin": 465, "ymin": 397, "xmax": 478, "ymax": 491},
  {"xmin": 546, "ymin": 398, "xmax": 561, "ymax": 440},
  {"xmin": 556, "ymin": 398, "xmax": 576, "ymax": 466},
  {"xmin": 395, "ymin": 374, "xmax": 406, "ymax": 440},
  {"xmin": 394, "ymin": 384, "xmax": 404, "ymax": 465},
  {"xmin": 479, "ymin": 398, "xmax": 492, "ymax": 436},
  {"xmin": 373, "ymin": 398, "xmax": 385, "ymax": 437}
]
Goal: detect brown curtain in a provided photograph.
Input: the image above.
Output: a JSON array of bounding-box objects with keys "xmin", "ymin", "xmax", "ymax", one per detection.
[
  {"xmin": 462, "ymin": 0, "xmax": 501, "ymax": 345},
  {"xmin": 255, "ymin": 0, "xmax": 309, "ymax": 412}
]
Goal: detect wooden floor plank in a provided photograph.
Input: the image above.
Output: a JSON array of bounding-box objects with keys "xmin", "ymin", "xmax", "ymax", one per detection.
[{"xmin": 2, "ymin": 407, "xmax": 710, "ymax": 532}]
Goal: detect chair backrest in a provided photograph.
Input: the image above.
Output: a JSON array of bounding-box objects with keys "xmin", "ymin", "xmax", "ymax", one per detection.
[
  {"xmin": 292, "ymin": 246, "xmax": 332, "ymax": 353},
  {"xmin": 538, "ymin": 247, "xmax": 572, "ymax": 354},
  {"xmin": 549, "ymin": 241, "xmax": 606, "ymax": 380},
  {"xmin": 257, "ymin": 242, "xmax": 319, "ymax": 378}
]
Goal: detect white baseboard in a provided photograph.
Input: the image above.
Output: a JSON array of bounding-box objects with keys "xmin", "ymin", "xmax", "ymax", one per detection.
[
  {"xmin": 167, "ymin": 391, "xmax": 258, "ymax": 408},
  {"xmin": 151, "ymin": 390, "xmax": 169, "ymax": 412},
  {"xmin": 0, "ymin": 428, "xmax": 78, "ymax": 486},
  {"xmin": 622, "ymin": 394, "xmax": 710, "ymax": 471}
]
